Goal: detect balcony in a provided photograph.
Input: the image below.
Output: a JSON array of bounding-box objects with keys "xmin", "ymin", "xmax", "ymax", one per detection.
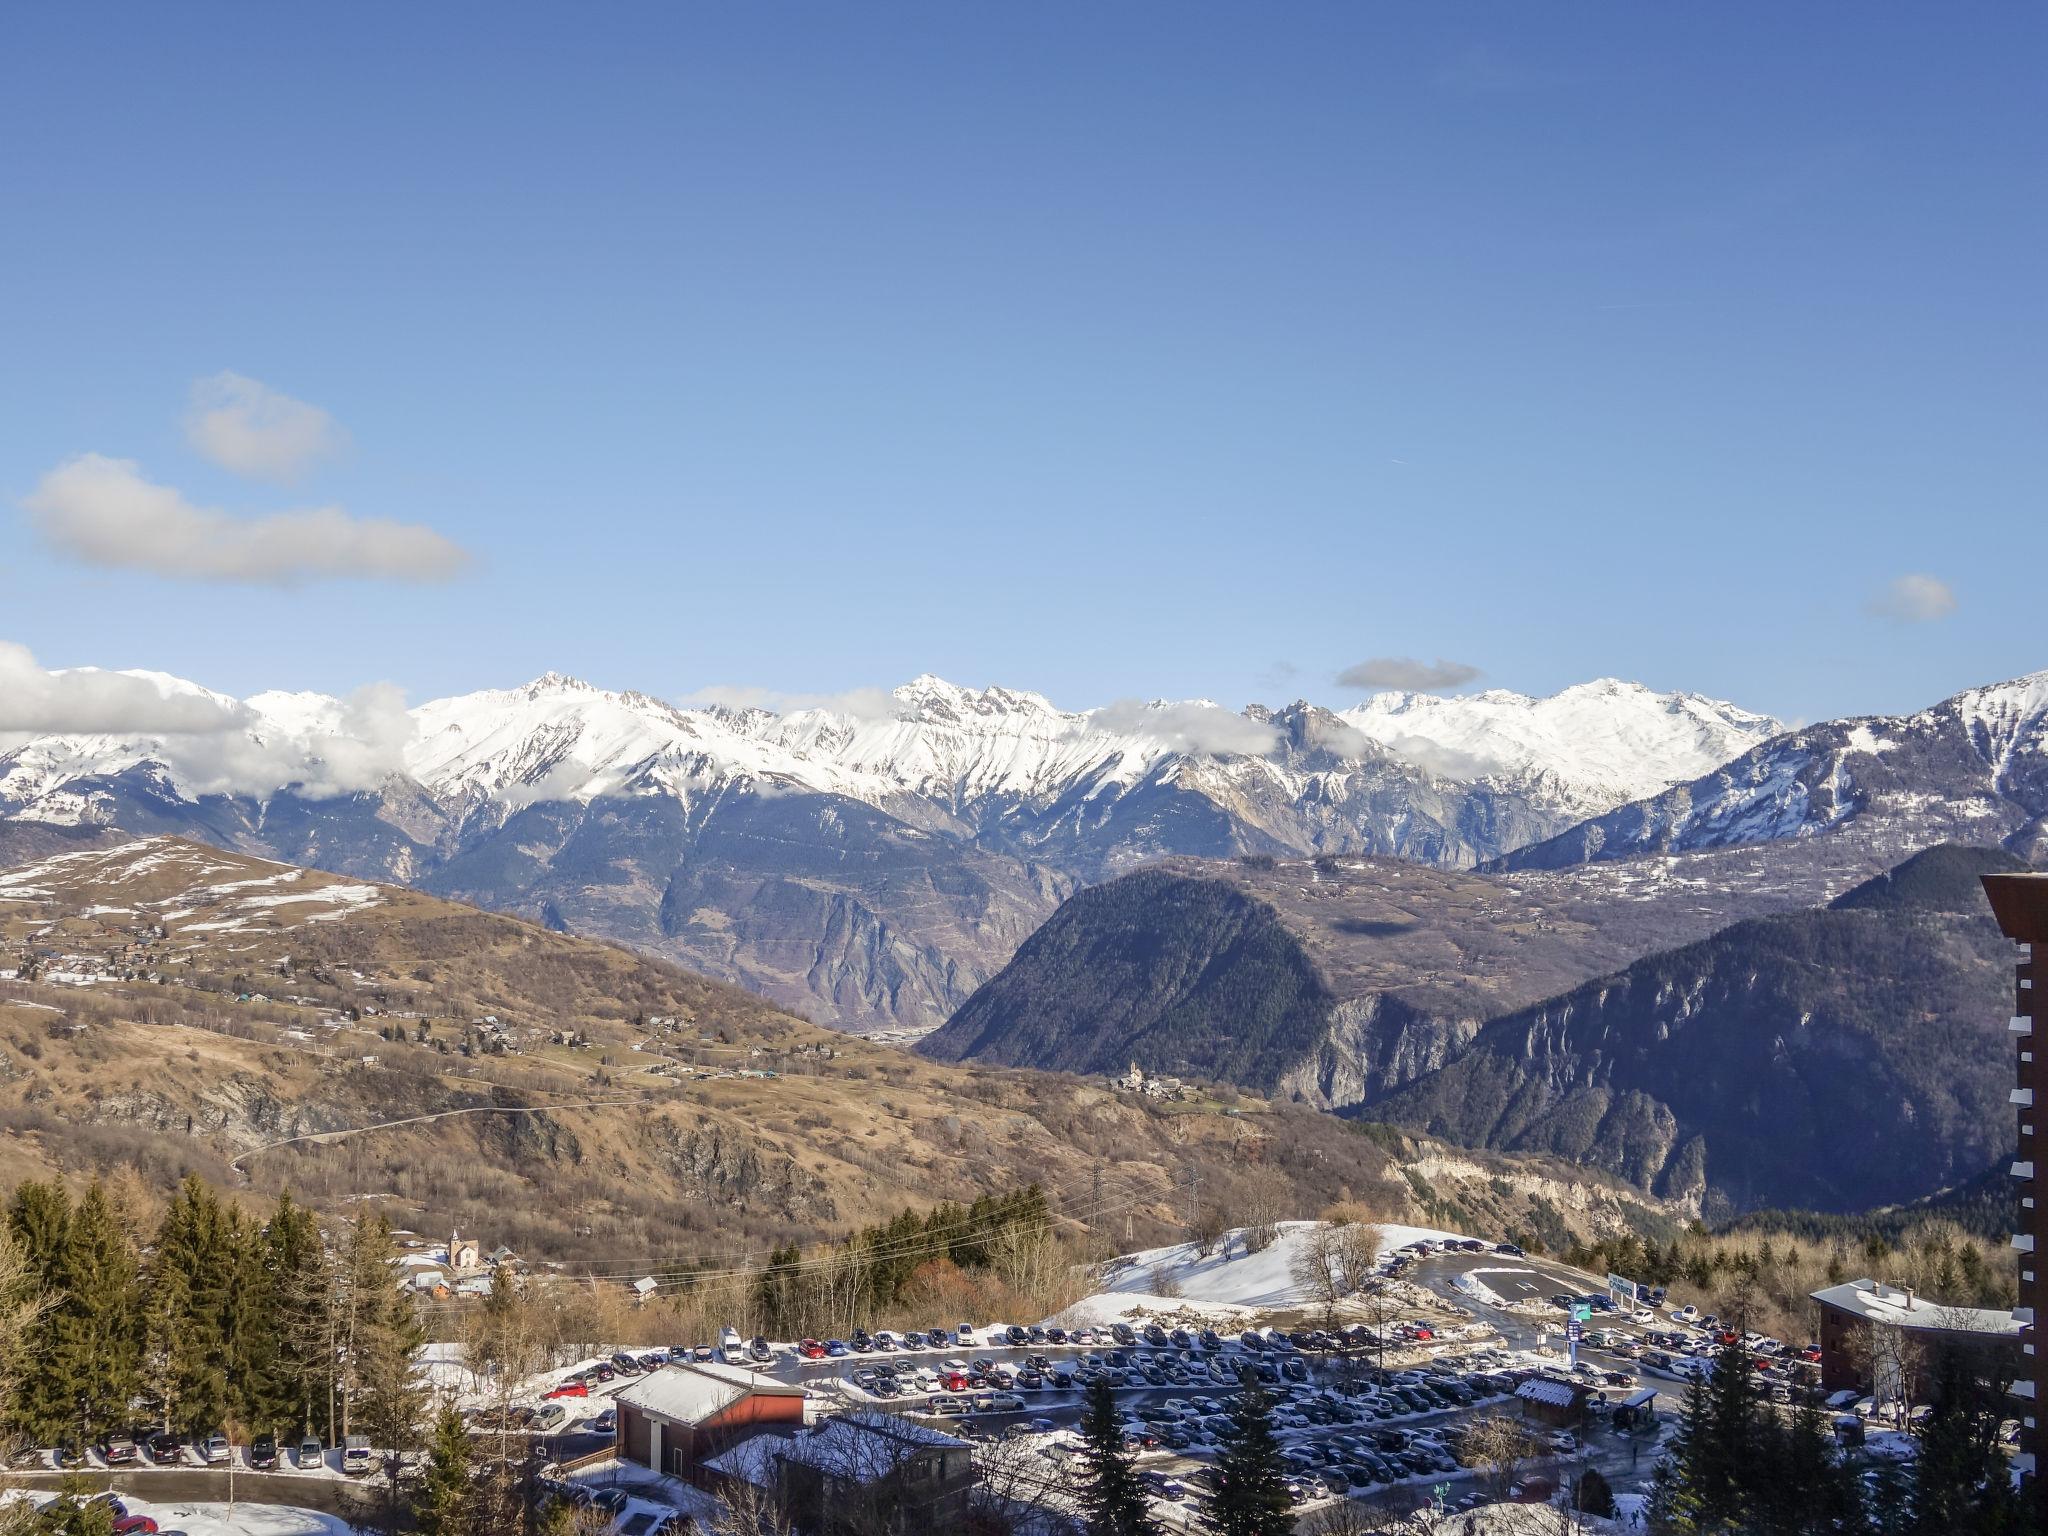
[
  {"xmin": 2017, "ymin": 1016, "xmax": 2036, "ymax": 1036},
  {"xmin": 2017, "ymin": 1234, "xmax": 2037, "ymax": 1254},
  {"xmin": 2017, "ymin": 1161, "xmax": 2036, "ymax": 1180},
  {"xmin": 2016, "ymin": 1088, "xmax": 2036, "ymax": 1108},
  {"xmin": 2015, "ymin": 1380, "xmax": 2037, "ymax": 1400},
  {"xmin": 2017, "ymin": 1307, "xmax": 2036, "ymax": 1325}
]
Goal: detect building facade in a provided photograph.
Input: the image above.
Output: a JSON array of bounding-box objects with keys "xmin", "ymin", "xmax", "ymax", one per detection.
[
  {"xmin": 614, "ymin": 1363, "xmax": 807, "ymax": 1478},
  {"xmin": 1982, "ymin": 872, "xmax": 2047, "ymax": 1495},
  {"xmin": 1811, "ymin": 1278, "xmax": 2022, "ymax": 1402}
]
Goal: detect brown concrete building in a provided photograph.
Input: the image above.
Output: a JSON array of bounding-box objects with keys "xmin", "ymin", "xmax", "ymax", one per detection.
[
  {"xmin": 1811, "ymin": 1278, "xmax": 2022, "ymax": 1402},
  {"xmin": 613, "ymin": 1362, "xmax": 807, "ymax": 1478},
  {"xmin": 1983, "ymin": 872, "xmax": 2047, "ymax": 1490}
]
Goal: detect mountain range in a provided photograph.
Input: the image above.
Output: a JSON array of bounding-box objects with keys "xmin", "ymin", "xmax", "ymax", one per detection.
[{"xmin": 0, "ymin": 668, "xmax": 1777, "ymax": 1033}]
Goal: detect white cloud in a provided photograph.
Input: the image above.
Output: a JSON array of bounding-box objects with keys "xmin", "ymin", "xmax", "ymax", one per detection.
[
  {"xmin": 185, "ymin": 371, "xmax": 348, "ymax": 483},
  {"xmin": 1089, "ymin": 699, "xmax": 1279, "ymax": 757},
  {"xmin": 1302, "ymin": 714, "xmax": 1372, "ymax": 759},
  {"xmin": 0, "ymin": 643, "xmax": 245, "ymax": 735},
  {"xmin": 23, "ymin": 453, "xmax": 469, "ymax": 585},
  {"xmin": 1867, "ymin": 573, "xmax": 1956, "ymax": 624},
  {"xmin": 0, "ymin": 644, "xmax": 412, "ymax": 799},
  {"xmin": 1336, "ymin": 657, "xmax": 1484, "ymax": 692}
]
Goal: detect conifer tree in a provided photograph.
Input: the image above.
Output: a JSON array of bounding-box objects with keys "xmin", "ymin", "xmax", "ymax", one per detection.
[
  {"xmin": 1075, "ymin": 1377, "xmax": 1157, "ymax": 1536},
  {"xmin": 263, "ymin": 1193, "xmax": 333, "ymax": 1440},
  {"xmin": 1206, "ymin": 1373, "xmax": 1293, "ymax": 1536},
  {"xmin": 342, "ymin": 1212, "xmax": 428, "ymax": 1529},
  {"xmin": 414, "ymin": 1401, "xmax": 473, "ymax": 1536},
  {"xmin": 52, "ymin": 1182, "xmax": 139, "ymax": 1442},
  {"xmin": 150, "ymin": 1177, "xmax": 235, "ymax": 1435},
  {"xmin": 6, "ymin": 1182, "xmax": 72, "ymax": 1443},
  {"xmin": 1689, "ymin": 1325, "xmax": 1760, "ymax": 1526}
]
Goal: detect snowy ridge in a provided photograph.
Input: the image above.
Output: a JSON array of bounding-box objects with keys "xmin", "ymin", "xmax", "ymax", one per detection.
[
  {"xmin": 1501, "ymin": 667, "xmax": 2048, "ymax": 870},
  {"xmin": 0, "ymin": 666, "xmax": 1775, "ymax": 830},
  {"xmin": 1340, "ymin": 678, "xmax": 1780, "ymax": 819}
]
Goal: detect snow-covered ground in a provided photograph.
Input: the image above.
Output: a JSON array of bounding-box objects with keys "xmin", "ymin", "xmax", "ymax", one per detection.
[
  {"xmin": 1087, "ymin": 1221, "xmax": 1467, "ymax": 1311},
  {"xmin": 5, "ymin": 1494, "xmax": 348, "ymax": 1536}
]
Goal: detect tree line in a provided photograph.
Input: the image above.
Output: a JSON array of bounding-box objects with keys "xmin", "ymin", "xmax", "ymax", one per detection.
[
  {"xmin": 1650, "ymin": 1300, "xmax": 2035, "ymax": 1535},
  {"xmin": 751, "ymin": 1184, "xmax": 1057, "ymax": 1338},
  {"xmin": 1, "ymin": 1175, "xmax": 424, "ymax": 1454}
]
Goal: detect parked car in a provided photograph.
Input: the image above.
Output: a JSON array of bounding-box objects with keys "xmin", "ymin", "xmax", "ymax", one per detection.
[
  {"xmin": 113, "ymin": 1518, "xmax": 159, "ymax": 1536},
  {"xmin": 342, "ymin": 1435, "xmax": 373, "ymax": 1475},
  {"xmin": 545, "ymin": 1380, "xmax": 589, "ymax": 1399},
  {"xmin": 99, "ymin": 1436, "xmax": 140, "ymax": 1466},
  {"xmin": 297, "ymin": 1436, "xmax": 324, "ymax": 1470},
  {"xmin": 592, "ymin": 1408, "xmax": 618, "ymax": 1434},
  {"xmin": 202, "ymin": 1433, "xmax": 231, "ymax": 1466},
  {"xmin": 749, "ymin": 1337, "xmax": 773, "ymax": 1363},
  {"xmin": 250, "ymin": 1434, "xmax": 278, "ymax": 1469}
]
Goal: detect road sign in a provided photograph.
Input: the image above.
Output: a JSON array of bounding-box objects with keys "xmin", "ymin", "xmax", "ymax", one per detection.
[
  {"xmin": 1607, "ymin": 1272, "xmax": 1639, "ymax": 1308},
  {"xmin": 1571, "ymin": 1303, "xmax": 1592, "ymax": 1324}
]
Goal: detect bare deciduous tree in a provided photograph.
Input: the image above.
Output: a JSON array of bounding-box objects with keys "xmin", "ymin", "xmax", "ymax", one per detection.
[{"xmin": 1461, "ymin": 1411, "xmax": 1542, "ymax": 1504}]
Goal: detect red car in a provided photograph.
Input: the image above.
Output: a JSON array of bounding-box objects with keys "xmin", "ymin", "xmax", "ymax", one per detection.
[
  {"xmin": 544, "ymin": 1380, "xmax": 590, "ymax": 1400},
  {"xmin": 799, "ymin": 1339, "xmax": 827, "ymax": 1360},
  {"xmin": 1412, "ymin": 1327, "xmax": 1434, "ymax": 1341},
  {"xmin": 1798, "ymin": 1345, "xmax": 1823, "ymax": 1363},
  {"xmin": 942, "ymin": 1371, "xmax": 969, "ymax": 1392},
  {"xmin": 115, "ymin": 1519, "xmax": 159, "ymax": 1536}
]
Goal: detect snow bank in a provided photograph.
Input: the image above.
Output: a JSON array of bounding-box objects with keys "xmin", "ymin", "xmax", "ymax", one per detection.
[{"xmin": 1088, "ymin": 1221, "xmax": 1467, "ymax": 1312}]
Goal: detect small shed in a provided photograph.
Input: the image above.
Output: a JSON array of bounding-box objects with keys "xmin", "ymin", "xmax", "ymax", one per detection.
[{"xmin": 1515, "ymin": 1376, "xmax": 1593, "ymax": 1428}]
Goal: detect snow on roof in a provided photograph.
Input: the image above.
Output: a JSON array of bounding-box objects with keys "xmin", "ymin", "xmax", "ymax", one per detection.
[
  {"xmin": 705, "ymin": 1412, "xmax": 967, "ymax": 1489},
  {"xmin": 1811, "ymin": 1279, "xmax": 2023, "ymax": 1336},
  {"xmin": 703, "ymin": 1431, "xmax": 796, "ymax": 1489},
  {"xmin": 614, "ymin": 1362, "xmax": 804, "ymax": 1425},
  {"xmin": 1516, "ymin": 1377, "xmax": 1585, "ymax": 1409}
]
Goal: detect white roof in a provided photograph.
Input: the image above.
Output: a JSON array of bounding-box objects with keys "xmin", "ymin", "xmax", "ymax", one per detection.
[
  {"xmin": 1811, "ymin": 1279, "xmax": 2024, "ymax": 1337},
  {"xmin": 1516, "ymin": 1378, "xmax": 1583, "ymax": 1409},
  {"xmin": 615, "ymin": 1362, "xmax": 803, "ymax": 1425},
  {"xmin": 703, "ymin": 1413, "xmax": 967, "ymax": 1488}
]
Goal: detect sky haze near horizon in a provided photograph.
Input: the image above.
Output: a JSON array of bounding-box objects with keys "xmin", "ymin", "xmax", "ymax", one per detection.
[{"xmin": 1, "ymin": 4, "xmax": 2041, "ymax": 726}]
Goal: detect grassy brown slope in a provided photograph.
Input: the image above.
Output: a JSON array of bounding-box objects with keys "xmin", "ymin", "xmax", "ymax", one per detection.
[{"xmin": 0, "ymin": 836, "xmax": 1673, "ymax": 1264}]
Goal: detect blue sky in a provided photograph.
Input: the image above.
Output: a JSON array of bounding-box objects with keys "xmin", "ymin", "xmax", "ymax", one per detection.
[{"xmin": 1, "ymin": 4, "xmax": 2040, "ymax": 725}]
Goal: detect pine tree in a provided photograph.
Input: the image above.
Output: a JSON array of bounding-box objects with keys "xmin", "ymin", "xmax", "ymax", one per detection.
[
  {"xmin": 1206, "ymin": 1373, "xmax": 1293, "ymax": 1536},
  {"xmin": 343, "ymin": 1212, "xmax": 428, "ymax": 1530},
  {"xmin": 8, "ymin": 1181, "xmax": 73, "ymax": 1443},
  {"xmin": 1690, "ymin": 1326, "xmax": 1760, "ymax": 1526},
  {"xmin": 414, "ymin": 1401, "xmax": 473, "ymax": 1536},
  {"xmin": 52, "ymin": 1182, "xmax": 140, "ymax": 1443},
  {"xmin": 1647, "ymin": 1365, "xmax": 1714, "ymax": 1534},
  {"xmin": 263, "ymin": 1193, "xmax": 333, "ymax": 1441},
  {"xmin": 1075, "ymin": 1377, "xmax": 1157, "ymax": 1536},
  {"xmin": 150, "ymin": 1177, "xmax": 235, "ymax": 1435}
]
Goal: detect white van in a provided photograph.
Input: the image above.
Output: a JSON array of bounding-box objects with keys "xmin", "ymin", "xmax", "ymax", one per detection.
[
  {"xmin": 342, "ymin": 1435, "xmax": 373, "ymax": 1474},
  {"xmin": 719, "ymin": 1326, "xmax": 745, "ymax": 1364}
]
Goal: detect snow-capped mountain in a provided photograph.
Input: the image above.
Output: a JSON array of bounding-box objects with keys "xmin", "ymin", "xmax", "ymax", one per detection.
[
  {"xmin": 1, "ymin": 668, "xmax": 1775, "ymax": 847},
  {"xmin": 1339, "ymin": 679, "xmax": 1781, "ymax": 821},
  {"xmin": 0, "ymin": 663, "xmax": 1785, "ymax": 1035},
  {"xmin": 1499, "ymin": 669, "xmax": 2048, "ymax": 871}
]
